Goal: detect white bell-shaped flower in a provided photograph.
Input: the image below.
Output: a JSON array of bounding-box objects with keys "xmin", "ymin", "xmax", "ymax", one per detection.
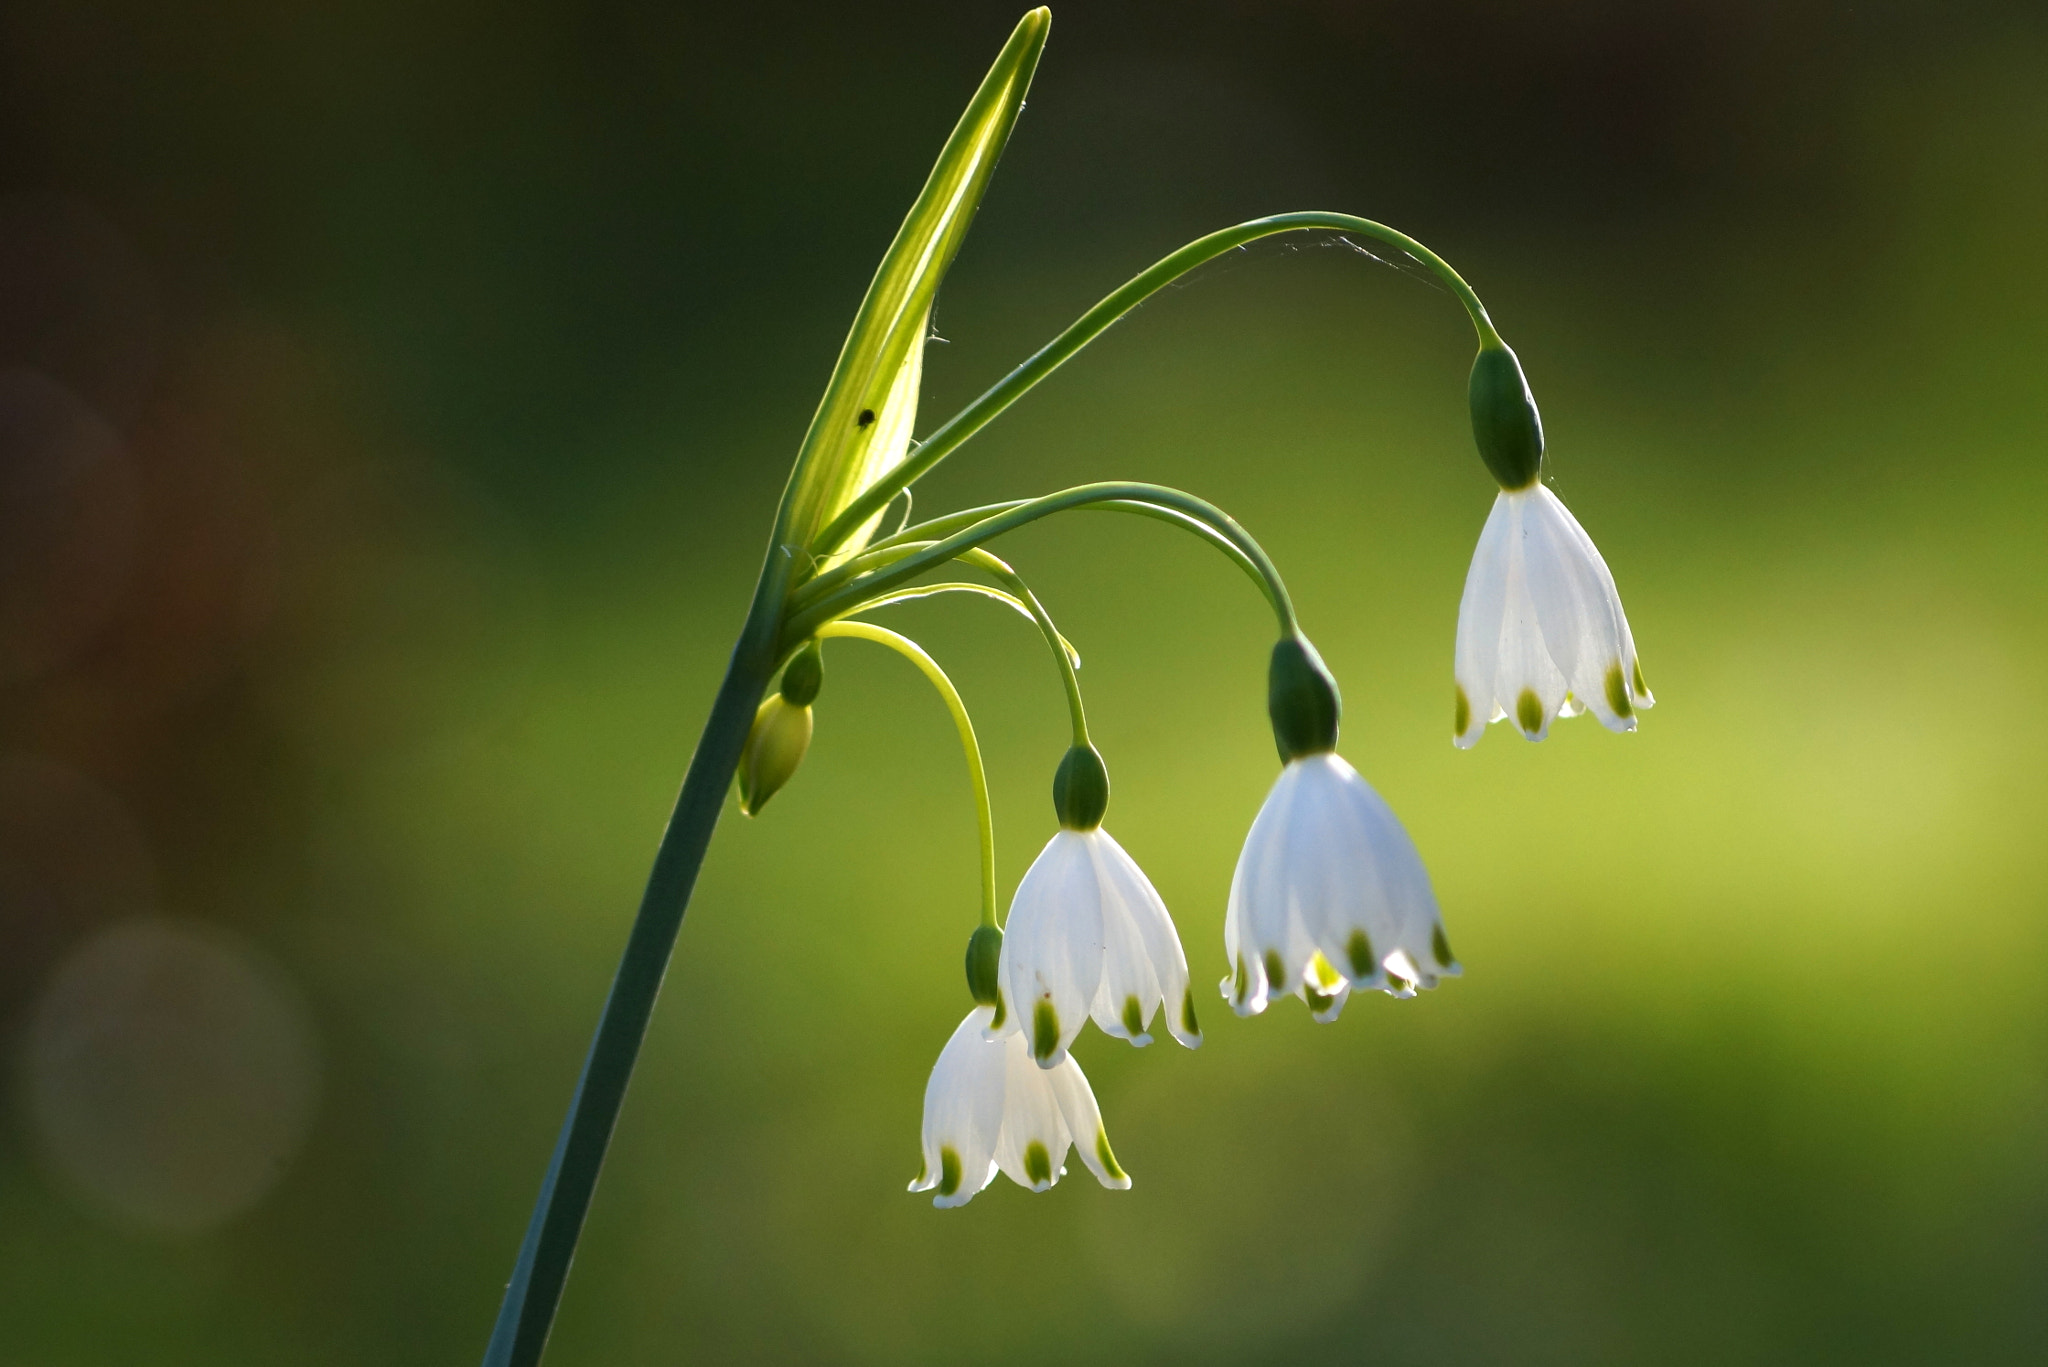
[
  {"xmin": 1223, "ymin": 752, "xmax": 1457, "ymax": 1020},
  {"xmin": 908, "ymin": 1007, "xmax": 1130, "ymax": 1209},
  {"xmin": 992, "ymin": 828, "xmax": 1201, "ymax": 1067},
  {"xmin": 1453, "ymin": 482, "xmax": 1652, "ymax": 747}
]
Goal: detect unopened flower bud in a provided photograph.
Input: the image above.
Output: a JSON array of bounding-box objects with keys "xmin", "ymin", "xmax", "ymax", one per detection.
[
  {"xmin": 737, "ymin": 694, "xmax": 813, "ymax": 816},
  {"xmin": 964, "ymin": 924, "xmax": 1003, "ymax": 1006},
  {"xmin": 1468, "ymin": 341, "xmax": 1544, "ymax": 490},
  {"xmin": 1267, "ymin": 633, "xmax": 1340, "ymax": 761},
  {"xmin": 1051, "ymin": 743, "xmax": 1109, "ymax": 830}
]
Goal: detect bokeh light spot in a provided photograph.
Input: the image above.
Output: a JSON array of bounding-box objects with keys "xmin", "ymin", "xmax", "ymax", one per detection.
[{"xmin": 25, "ymin": 917, "xmax": 321, "ymax": 1235}]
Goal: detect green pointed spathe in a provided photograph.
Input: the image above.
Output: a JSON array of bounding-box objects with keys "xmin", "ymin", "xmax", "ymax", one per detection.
[{"xmin": 778, "ymin": 10, "xmax": 1050, "ymax": 560}]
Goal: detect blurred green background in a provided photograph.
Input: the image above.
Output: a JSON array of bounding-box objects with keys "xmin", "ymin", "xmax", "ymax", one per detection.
[{"xmin": 2, "ymin": 1, "xmax": 2045, "ymax": 1362}]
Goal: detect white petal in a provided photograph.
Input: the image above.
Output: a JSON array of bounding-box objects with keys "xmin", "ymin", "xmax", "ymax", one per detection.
[
  {"xmin": 913, "ymin": 1008, "xmax": 1006, "ymax": 1208},
  {"xmin": 1525, "ymin": 487, "xmax": 1634, "ymax": 733},
  {"xmin": 992, "ymin": 1029, "xmax": 1074, "ymax": 1192},
  {"xmin": 1224, "ymin": 762, "xmax": 1312, "ymax": 1015},
  {"xmin": 1084, "ymin": 832, "xmax": 1162, "ymax": 1046},
  {"xmin": 998, "ymin": 832, "xmax": 1103, "ymax": 1068},
  {"xmin": 1454, "ymin": 492, "xmax": 1513, "ymax": 748},
  {"xmin": 1091, "ymin": 829, "xmax": 1200, "ymax": 1048},
  {"xmin": 1044, "ymin": 1053, "xmax": 1130, "ymax": 1190}
]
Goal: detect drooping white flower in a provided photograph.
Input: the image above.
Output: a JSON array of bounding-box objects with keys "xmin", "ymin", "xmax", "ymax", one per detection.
[
  {"xmin": 1223, "ymin": 751, "xmax": 1457, "ymax": 1020},
  {"xmin": 1453, "ymin": 482, "xmax": 1652, "ymax": 747},
  {"xmin": 992, "ymin": 828, "xmax": 1201, "ymax": 1067},
  {"xmin": 908, "ymin": 1007, "xmax": 1130, "ymax": 1209}
]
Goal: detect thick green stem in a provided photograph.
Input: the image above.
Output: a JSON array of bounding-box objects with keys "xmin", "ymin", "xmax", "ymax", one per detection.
[
  {"xmin": 810, "ymin": 211, "xmax": 1501, "ymax": 556},
  {"xmin": 786, "ymin": 482, "xmax": 1296, "ymax": 644},
  {"xmin": 482, "ymin": 594, "xmax": 779, "ymax": 1367}
]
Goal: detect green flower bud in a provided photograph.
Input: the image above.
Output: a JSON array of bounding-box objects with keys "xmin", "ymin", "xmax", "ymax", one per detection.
[
  {"xmin": 779, "ymin": 641, "xmax": 824, "ymax": 706},
  {"xmin": 964, "ymin": 924, "xmax": 1003, "ymax": 1006},
  {"xmin": 1051, "ymin": 743, "xmax": 1110, "ymax": 830},
  {"xmin": 736, "ymin": 695, "xmax": 813, "ymax": 816},
  {"xmin": 1268, "ymin": 633, "xmax": 1341, "ymax": 761},
  {"xmin": 1468, "ymin": 342, "xmax": 1544, "ymax": 490}
]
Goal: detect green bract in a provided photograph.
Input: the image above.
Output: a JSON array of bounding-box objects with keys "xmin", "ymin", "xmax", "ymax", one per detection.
[{"xmin": 774, "ymin": 11, "xmax": 1049, "ymax": 563}]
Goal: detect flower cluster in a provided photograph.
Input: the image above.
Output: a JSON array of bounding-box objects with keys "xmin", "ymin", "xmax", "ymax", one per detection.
[{"xmin": 898, "ymin": 343, "xmax": 1649, "ymax": 1208}]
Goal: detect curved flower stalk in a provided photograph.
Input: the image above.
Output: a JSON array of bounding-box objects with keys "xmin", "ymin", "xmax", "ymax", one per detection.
[
  {"xmin": 910, "ymin": 1007, "xmax": 1128, "ymax": 1208},
  {"xmin": 1454, "ymin": 343, "xmax": 1653, "ymax": 745},
  {"xmin": 483, "ymin": 9, "xmax": 1654, "ymax": 1362}
]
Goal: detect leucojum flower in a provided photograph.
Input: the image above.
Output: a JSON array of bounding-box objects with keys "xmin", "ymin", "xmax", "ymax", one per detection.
[
  {"xmin": 483, "ymin": 9, "xmax": 1659, "ymax": 1359},
  {"xmin": 1454, "ymin": 343, "xmax": 1653, "ymax": 746}
]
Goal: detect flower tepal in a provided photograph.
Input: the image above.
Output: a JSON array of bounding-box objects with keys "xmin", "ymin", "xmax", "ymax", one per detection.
[
  {"xmin": 1224, "ymin": 751, "xmax": 1456, "ymax": 1018},
  {"xmin": 910, "ymin": 1007, "xmax": 1129, "ymax": 1209}
]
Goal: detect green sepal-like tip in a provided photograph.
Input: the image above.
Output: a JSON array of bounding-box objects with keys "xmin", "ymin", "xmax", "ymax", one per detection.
[
  {"xmin": 1268, "ymin": 634, "xmax": 1340, "ymax": 762},
  {"xmin": 736, "ymin": 696, "xmax": 813, "ymax": 816},
  {"xmin": 1468, "ymin": 342, "xmax": 1544, "ymax": 490},
  {"xmin": 1052, "ymin": 743, "xmax": 1110, "ymax": 830},
  {"xmin": 965, "ymin": 924, "xmax": 1003, "ymax": 1006},
  {"xmin": 780, "ymin": 641, "xmax": 824, "ymax": 706}
]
